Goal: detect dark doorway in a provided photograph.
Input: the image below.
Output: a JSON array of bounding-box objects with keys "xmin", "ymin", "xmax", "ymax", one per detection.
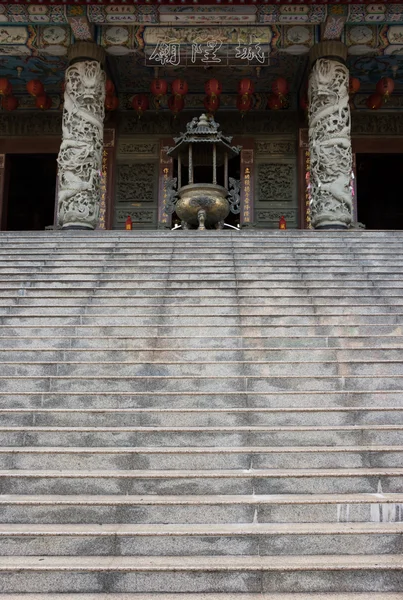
[
  {"xmin": 4, "ymin": 154, "xmax": 57, "ymax": 231},
  {"xmin": 356, "ymin": 153, "xmax": 403, "ymax": 230}
]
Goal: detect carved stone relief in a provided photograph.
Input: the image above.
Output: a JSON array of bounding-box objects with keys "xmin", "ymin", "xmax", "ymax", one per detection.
[
  {"xmin": 256, "ymin": 209, "xmax": 297, "ymax": 224},
  {"xmin": 308, "ymin": 58, "xmax": 352, "ymax": 229},
  {"xmin": 0, "ymin": 113, "xmax": 62, "ymax": 136},
  {"xmin": 116, "ymin": 163, "xmax": 156, "ymax": 204},
  {"xmin": 257, "ymin": 163, "xmax": 295, "ymax": 203},
  {"xmin": 116, "ymin": 209, "xmax": 155, "ymax": 223},
  {"xmin": 118, "ymin": 142, "xmax": 158, "ymax": 156},
  {"xmin": 57, "ymin": 60, "xmax": 106, "ymax": 229}
]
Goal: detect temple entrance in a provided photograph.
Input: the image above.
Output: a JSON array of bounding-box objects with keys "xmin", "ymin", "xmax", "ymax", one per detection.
[
  {"xmin": 3, "ymin": 154, "xmax": 57, "ymax": 231},
  {"xmin": 356, "ymin": 153, "xmax": 403, "ymax": 230}
]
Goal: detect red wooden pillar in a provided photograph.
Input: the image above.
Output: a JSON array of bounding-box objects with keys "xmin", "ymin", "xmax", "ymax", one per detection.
[
  {"xmin": 238, "ymin": 139, "xmax": 254, "ymax": 227},
  {"xmin": 0, "ymin": 154, "xmax": 5, "ymax": 230},
  {"xmin": 98, "ymin": 128, "xmax": 116, "ymax": 230},
  {"xmin": 158, "ymin": 140, "xmax": 174, "ymax": 229}
]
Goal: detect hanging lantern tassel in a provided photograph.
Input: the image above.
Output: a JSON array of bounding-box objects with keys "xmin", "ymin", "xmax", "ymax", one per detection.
[
  {"xmin": 203, "ymin": 95, "xmax": 220, "ymax": 115},
  {"xmin": 150, "ymin": 78, "xmax": 168, "ymax": 109},
  {"xmin": 36, "ymin": 94, "xmax": 52, "ymax": 110},
  {"xmin": 105, "ymin": 94, "xmax": 119, "ymax": 111},
  {"xmin": 168, "ymin": 94, "xmax": 185, "ymax": 118},
  {"xmin": 267, "ymin": 94, "xmax": 283, "ymax": 111},
  {"xmin": 376, "ymin": 77, "xmax": 395, "ymax": 102},
  {"xmin": 238, "ymin": 78, "xmax": 254, "ymax": 101},
  {"xmin": 366, "ymin": 93, "xmax": 383, "ymax": 110},
  {"xmin": 131, "ymin": 94, "xmax": 149, "ymax": 118},
  {"xmin": 205, "ymin": 78, "xmax": 222, "ymax": 99},
  {"xmin": 236, "ymin": 94, "xmax": 252, "ymax": 118},
  {"xmin": 271, "ymin": 77, "xmax": 289, "ymax": 102}
]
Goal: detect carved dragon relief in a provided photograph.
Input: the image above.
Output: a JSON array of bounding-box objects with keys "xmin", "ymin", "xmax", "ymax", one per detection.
[
  {"xmin": 57, "ymin": 60, "xmax": 106, "ymax": 229},
  {"xmin": 308, "ymin": 58, "xmax": 353, "ymax": 228}
]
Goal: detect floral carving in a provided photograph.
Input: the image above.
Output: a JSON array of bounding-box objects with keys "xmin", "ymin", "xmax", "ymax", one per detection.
[
  {"xmin": 57, "ymin": 60, "xmax": 105, "ymax": 229},
  {"xmin": 308, "ymin": 58, "xmax": 352, "ymax": 228}
]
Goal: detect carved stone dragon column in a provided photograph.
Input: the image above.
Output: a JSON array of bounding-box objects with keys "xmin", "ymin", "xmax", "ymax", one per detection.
[
  {"xmin": 308, "ymin": 42, "xmax": 353, "ymax": 229},
  {"xmin": 57, "ymin": 42, "xmax": 106, "ymax": 229}
]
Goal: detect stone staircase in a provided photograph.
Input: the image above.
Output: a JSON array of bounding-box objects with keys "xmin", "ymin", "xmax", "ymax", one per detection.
[{"xmin": 0, "ymin": 229, "xmax": 402, "ymax": 599}]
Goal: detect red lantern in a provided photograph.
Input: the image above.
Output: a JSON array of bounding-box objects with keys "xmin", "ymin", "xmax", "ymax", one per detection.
[
  {"xmin": 36, "ymin": 94, "xmax": 51, "ymax": 110},
  {"xmin": 203, "ymin": 95, "xmax": 220, "ymax": 114},
  {"xmin": 171, "ymin": 79, "xmax": 188, "ymax": 97},
  {"xmin": 279, "ymin": 215, "xmax": 287, "ymax": 230},
  {"xmin": 125, "ymin": 216, "xmax": 132, "ymax": 230},
  {"xmin": 150, "ymin": 78, "xmax": 168, "ymax": 99},
  {"xmin": 105, "ymin": 79, "xmax": 115, "ymax": 96},
  {"xmin": 366, "ymin": 93, "xmax": 383, "ymax": 110},
  {"xmin": 349, "ymin": 77, "xmax": 360, "ymax": 95},
  {"xmin": 0, "ymin": 78, "xmax": 12, "ymax": 96},
  {"xmin": 376, "ymin": 77, "xmax": 395, "ymax": 98},
  {"xmin": 238, "ymin": 78, "xmax": 254, "ymax": 99},
  {"xmin": 236, "ymin": 94, "xmax": 252, "ymax": 115},
  {"xmin": 271, "ymin": 77, "xmax": 289, "ymax": 99},
  {"xmin": 27, "ymin": 79, "xmax": 44, "ymax": 97},
  {"xmin": 105, "ymin": 94, "xmax": 119, "ymax": 111},
  {"xmin": 131, "ymin": 94, "xmax": 149, "ymax": 117},
  {"xmin": 168, "ymin": 94, "xmax": 185, "ymax": 115},
  {"xmin": 205, "ymin": 78, "xmax": 222, "ymax": 98},
  {"xmin": 267, "ymin": 94, "xmax": 283, "ymax": 111},
  {"xmin": 2, "ymin": 95, "xmax": 18, "ymax": 111}
]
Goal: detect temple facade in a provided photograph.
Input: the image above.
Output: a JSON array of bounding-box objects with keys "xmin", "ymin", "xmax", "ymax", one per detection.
[{"xmin": 1, "ymin": 1, "xmax": 403, "ymax": 231}]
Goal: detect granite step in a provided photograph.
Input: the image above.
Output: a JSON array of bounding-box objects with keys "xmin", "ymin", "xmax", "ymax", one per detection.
[
  {"xmin": 0, "ymin": 594, "xmax": 401, "ymax": 600},
  {"xmin": 0, "ymin": 522, "xmax": 401, "ymax": 557},
  {"xmin": 0, "ymin": 445, "xmax": 401, "ymax": 470},
  {"xmin": 2, "ymin": 406, "xmax": 402, "ymax": 426},
  {"xmin": 0, "ymin": 554, "xmax": 402, "ymax": 593},
  {"xmin": 2, "ymin": 493, "xmax": 402, "ymax": 525},
  {"xmin": 1, "ymin": 468, "xmax": 402, "ymax": 495}
]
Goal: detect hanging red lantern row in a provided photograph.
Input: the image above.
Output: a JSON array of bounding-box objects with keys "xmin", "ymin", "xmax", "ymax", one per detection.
[
  {"xmin": 132, "ymin": 93, "xmax": 149, "ymax": 117},
  {"xmin": 203, "ymin": 95, "xmax": 220, "ymax": 115},
  {"xmin": 105, "ymin": 94, "xmax": 119, "ymax": 111},
  {"xmin": 376, "ymin": 77, "xmax": 395, "ymax": 98},
  {"xmin": 171, "ymin": 79, "xmax": 188, "ymax": 97},
  {"xmin": 26, "ymin": 79, "xmax": 44, "ymax": 97},
  {"xmin": 267, "ymin": 94, "xmax": 283, "ymax": 111},
  {"xmin": 0, "ymin": 78, "xmax": 12, "ymax": 96},
  {"xmin": 205, "ymin": 78, "xmax": 222, "ymax": 99},
  {"xmin": 366, "ymin": 93, "xmax": 383, "ymax": 110},
  {"xmin": 238, "ymin": 78, "xmax": 254, "ymax": 100},
  {"xmin": 2, "ymin": 95, "xmax": 18, "ymax": 111},
  {"xmin": 36, "ymin": 95, "xmax": 52, "ymax": 110},
  {"xmin": 271, "ymin": 77, "xmax": 289, "ymax": 101},
  {"xmin": 105, "ymin": 79, "xmax": 115, "ymax": 96},
  {"xmin": 168, "ymin": 94, "xmax": 185, "ymax": 116}
]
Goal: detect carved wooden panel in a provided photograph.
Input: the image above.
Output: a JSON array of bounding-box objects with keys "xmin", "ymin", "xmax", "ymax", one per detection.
[
  {"xmin": 116, "ymin": 163, "xmax": 156, "ymax": 204},
  {"xmin": 257, "ymin": 163, "xmax": 295, "ymax": 203},
  {"xmin": 114, "ymin": 160, "xmax": 158, "ymax": 228}
]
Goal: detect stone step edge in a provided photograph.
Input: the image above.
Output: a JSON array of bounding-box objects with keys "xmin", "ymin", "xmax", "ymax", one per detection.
[
  {"xmin": 2, "ymin": 359, "xmax": 403, "ymax": 366},
  {"xmin": 1, "ymin": 468, "xmax": 402, "ymax": 478},
  {"xmin": 1, "ymin": 522, "xmax": 402, "ymax": 536},
  {"xmin": 1, "ymin": 492, "xmax": 400, "ymax": 506},
  {"xmin": 0, "ymin": 554, "xmax": 401, "ymax": 571},
  {"xmin": 3, "ymin": 375, "xmax": 403, "ymax": 383},
  {"xmin": 3, "ymin": 407, "xmax": 401, "ymax": 414},
  {"xmin": 2, "ymin": 425, "xmax": 402, "ymax": 433},
  {"xmin": 0, "ymin": 594, "xmax": 400, "ymax": 600},
  {"xmin": 1, "ymin": 445, "xmax": 401, "ymax": 455},
  {"xmin": 0, "ymin": 390, "xmax": 400, "ymax": 397}
]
